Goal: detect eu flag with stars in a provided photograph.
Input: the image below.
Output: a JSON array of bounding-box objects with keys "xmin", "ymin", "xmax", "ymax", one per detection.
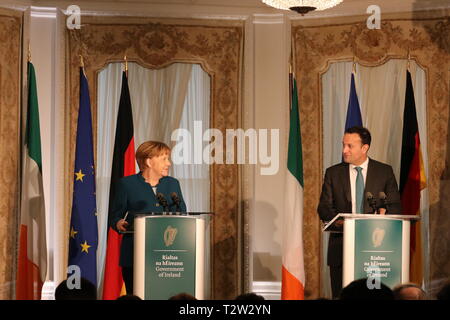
[
  {"xmin": 68, "ymin": 67, "xmax": 98, "ymax": 286},
  {"xmin": 344, "ymin": 72, "xmax": 362, "ymax": 130}
]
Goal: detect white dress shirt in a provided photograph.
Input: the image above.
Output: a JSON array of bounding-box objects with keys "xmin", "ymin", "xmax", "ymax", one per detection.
[{"xmin": 349, "ymin": 157, "xmax": 369, "ymax": 213}]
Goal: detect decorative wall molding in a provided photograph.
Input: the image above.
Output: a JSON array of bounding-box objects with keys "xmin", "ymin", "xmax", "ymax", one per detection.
[
  {"xmin": 253, "ymin": 281, "xmax": 281, "ymax": 300},
  {"xmin": 41, "ymin": 281, "xmax": 56, "ymax": 300},
  {"xmin": 253, "ymin": 14, "xmax": 284, "ymax": 24},
  {"xmin": 0, "ymin": 7, "xmax": 22, "ymax": 300}
]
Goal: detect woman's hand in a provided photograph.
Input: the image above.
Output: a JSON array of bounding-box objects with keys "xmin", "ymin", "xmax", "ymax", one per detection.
[{"xmin": 116, "ymin": 219, "xmax": 129, "ymax": 232}]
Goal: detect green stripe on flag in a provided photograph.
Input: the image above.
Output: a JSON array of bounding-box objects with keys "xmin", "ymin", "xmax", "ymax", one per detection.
[
  {"xmin": 26, "ymin": 62, "xmax": 42, "ymax": 172},
  {"xmin": 287, "ymin": 78, "xmax": 303, "ymax": 187}
]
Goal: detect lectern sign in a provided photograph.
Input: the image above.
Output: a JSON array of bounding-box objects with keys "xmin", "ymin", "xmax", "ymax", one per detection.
[
  {"xmin": 145, "ymin": 217, "xmax": 196, "ymax": 299},
  {"xmin": 354, "ymin": 219, "xmax": 402, "ymax": 288},
  {"xmin": 325, "ymin": 213, "xmax": 419, "ymax": 290}
]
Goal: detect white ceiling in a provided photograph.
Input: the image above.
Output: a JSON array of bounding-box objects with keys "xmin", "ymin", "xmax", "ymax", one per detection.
[{"xmin": 4, "ymin": 0, "xmax": 450, "ymax": 18}]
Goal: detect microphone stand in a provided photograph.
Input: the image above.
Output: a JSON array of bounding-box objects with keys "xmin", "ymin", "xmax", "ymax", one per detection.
[
  {"xmin": 370, "ymin": 200, "xmax": 379, "ymax": 214},
  {"xmin": 367, "ymin": 193, "xmax": 379, "ymax": 214},
  {"xmin": 378, "ymin": 192, "xmax": 388, "ymax": 214},
  {"xmin": 156, "ymin": 192, "xmax": 169, "ymax": 213},
  {"xmin": 171, "ymin": 192, "xmax": 181, "ymax": 213}
]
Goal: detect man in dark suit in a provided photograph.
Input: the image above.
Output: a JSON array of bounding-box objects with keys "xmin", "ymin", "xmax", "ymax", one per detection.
[{"xmin": 317, "ymin": 126, "xmax": 401, "ymax": 299}]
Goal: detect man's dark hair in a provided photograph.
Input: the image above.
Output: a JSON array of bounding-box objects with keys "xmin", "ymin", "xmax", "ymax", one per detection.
[
  {"xmin": 54, "ymin": 277, "xmax": 97, "ymax": 300},
  {"xmin": 339, "ymin": 278, "xmax": 394, "ymax": 300},
  {"xmin": 345, "ymin": 126, "xmax": 371, "ymax": 147},
  {"xmin": 392, "ymin": 283, "xmax": 427, "ymax": 300}
]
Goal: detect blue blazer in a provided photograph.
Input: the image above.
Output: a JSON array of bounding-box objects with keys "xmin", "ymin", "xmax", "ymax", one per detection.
[{"xmin": 110, "ymin": 172, "xmax": 187, "ymax": 267}]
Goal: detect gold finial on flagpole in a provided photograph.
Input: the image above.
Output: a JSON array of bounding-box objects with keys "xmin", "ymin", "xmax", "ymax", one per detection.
[
  {"xmin": 80, "ymin": 54, "xmax": 84, "ymax": 68},
  {"xmin": 352, "ymin": 56, "xmax": 357, "ymax": 74},
  {"xmin": 407, "ymin": 48, "xmax": 411, "ymax": 71},
  {"xmin": 28, "ymin": 43, "xmax": 31, "ymax": 63},
  {"xmin": 124, "ymin": 55, "xmax": 128, "ymax": 77}
]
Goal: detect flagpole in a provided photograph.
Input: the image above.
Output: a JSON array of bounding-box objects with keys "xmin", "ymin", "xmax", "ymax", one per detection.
[
  {"xmin": 289, "ymin": 43, "xmax": 294, "ymax": 112},
  {"xmin": 407, "ymin": 48, "xmax": 411, "ymax": 72},
  {"xmin": 289, "ymin": 63, "xmax": 293, "ymax": 110},
  {"xmin": 124, "ymin": 55, "xmax": 128, "ymax": 78},
  {"xmin": 28, "ymin": 43, "xmax": 31, "ymax": 63}
]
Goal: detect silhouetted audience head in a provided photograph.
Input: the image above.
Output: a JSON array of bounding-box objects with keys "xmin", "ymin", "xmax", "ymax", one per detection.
[
  {"xmin": 235, "ymin": 292, "xmax": 265, "ymax": 300},
  {"xmin": 393, "ymin": 283, "xmax": 427, "ymax": 300},
  {"xmin": 168, "ymin": 292, "xmax": 197, "ymax": 300},
  {"xmin": 437, "ymin": 280, "xmax": 450, "ymax": 300},
  {"xmin": 54, "ymin": 277, "xmax": 97, "ymax": 300},
  {"xmin": 339, "ymin": 278, "xmax": 394, "ymax": 300},
  {"xmin": 116, "ymin": 294, "xmax": 142, "ymax": 300}
]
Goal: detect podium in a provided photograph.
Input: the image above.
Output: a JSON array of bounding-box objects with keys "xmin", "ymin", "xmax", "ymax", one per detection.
[
  {"xmin": 132, "ymin": 212, "xmax": 211, "ymax": 300},
  {"xmin": 323, "ymin": 213, "xmax": 420, "ymax": 288}
]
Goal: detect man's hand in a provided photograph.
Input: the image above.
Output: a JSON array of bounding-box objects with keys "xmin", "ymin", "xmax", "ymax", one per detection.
[{"xmin": 334, "ymin": 220, "xmax": 344, "ymax": 228}]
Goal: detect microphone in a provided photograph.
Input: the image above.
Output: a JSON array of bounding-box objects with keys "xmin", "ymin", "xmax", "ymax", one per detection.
[
  {"xmin": 171, "ymin": 192, "xmax": 181, "ymax": 212},
  {"xmin": 379, "ymin": 192, "xmax": 388, "ymax": 213},
  {"xmin": 156, "ymin": 192, "xmax": 169, "ymax": 212},
  {"xmin": 366, "ymin": 192, "xmax": 378, "ymax": 214}
]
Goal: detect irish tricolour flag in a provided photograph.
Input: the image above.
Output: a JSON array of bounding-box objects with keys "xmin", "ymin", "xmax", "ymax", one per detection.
[
  {"xmin": 281, "ymin": 75, "xmax": 305, "ymax": 300},
  {"xmin": 16, "ymin": 62, "xmax": 47, "ymax": 300}
]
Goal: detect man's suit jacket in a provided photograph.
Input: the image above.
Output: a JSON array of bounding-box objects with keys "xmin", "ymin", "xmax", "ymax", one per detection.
[
  {"xmin": 110, "ymin": 173, "xmax": 187, "ymax": 267},
  {"xmin": 317, "ymin": 158, "xmax": 401, "ymax": 266}
]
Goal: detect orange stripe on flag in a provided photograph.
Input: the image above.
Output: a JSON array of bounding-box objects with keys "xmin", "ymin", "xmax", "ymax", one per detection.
[
  {"xmin": 16, "ymin": 225, "xmax": 44, "ymax": 300},
  {"xmin": 281, "ymin": 266, "xmax": 304, "ymax": 300}
]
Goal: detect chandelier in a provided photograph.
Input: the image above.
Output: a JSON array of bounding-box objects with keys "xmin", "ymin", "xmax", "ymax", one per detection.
[{"xmin": 262, "ymin": 0, "xmax": 343, "ymax": 14}]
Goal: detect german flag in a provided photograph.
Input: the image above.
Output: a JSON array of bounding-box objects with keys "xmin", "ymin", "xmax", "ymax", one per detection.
[
  {"xmin": 399, "ymin": 70, "xmax": 426, "ymax": 284},
  {"xmin": 102, "ymin": 71, "xmax": 135, "ymax": 299}
]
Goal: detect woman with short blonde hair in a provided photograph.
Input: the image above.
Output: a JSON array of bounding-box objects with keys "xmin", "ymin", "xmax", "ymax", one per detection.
[
  {"xmin": 135, "ymin": 141, "xmax": 170, "ymax": 171},
  {"xmin": 110, "ymin": 140, "xmax": 186, "ymax": 294}
]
